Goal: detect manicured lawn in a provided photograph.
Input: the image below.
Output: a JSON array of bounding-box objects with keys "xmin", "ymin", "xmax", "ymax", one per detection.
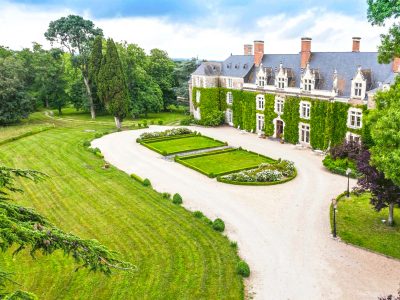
[
  {"xmin": 142, "ymin": 135, "xmax": 225, "ymax": 155},
  {"xmin": 0, "ymin": 112, "xmax": 243, "ymax": 299},
  {"xmin": 333, "ymin": 193, "xmax": 400, "ymax": 259},
  {"xmin": 0, "ymin": 122, "xmax": 54, "ymax": 144},
  {"xmin": 52, "ymin": 107, "xmax": 187, "ymax": 125},
  {"xmin": 177, "ymin": 149, "xmax": 275, "ymax": 177}
]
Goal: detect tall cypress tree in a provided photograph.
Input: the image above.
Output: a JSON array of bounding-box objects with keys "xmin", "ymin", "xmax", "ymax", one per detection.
[
  {"xmin": 88, "ymin": 36, "xmax": 104, "ymax": 112},
  {"xmin": 97, "ymin": 38, "xmax": 129, "ymax": 129}
]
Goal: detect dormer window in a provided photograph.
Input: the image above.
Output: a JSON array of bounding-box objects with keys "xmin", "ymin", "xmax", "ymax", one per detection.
[
  {"xmin": 351, "ymin": 66, "xmax": 367, "ymax": 99},
  {"xmin": 226, "ymin": 92, "xmax": 233, "ymax": 105},
  {"xmin": 257, "ymin": 65, "xmax": 266, "ymax": 88},
  {"xmin": 300, "ymin": 101, "xmax": 311, "ymax": 119},
  {"xmin": 256, "ymin": 95, "xmax": 265, "ymax": 110},
  {"xmin": 301, "ymin": 64, "xmax": 315, "ymax": 92},
  {"xmin": 347, "ymin": 108, "xmax": 362, "ymax": 129},
  {"xmin": 275, "ymin": 63, "xmax": 287, "ymax": 90}
]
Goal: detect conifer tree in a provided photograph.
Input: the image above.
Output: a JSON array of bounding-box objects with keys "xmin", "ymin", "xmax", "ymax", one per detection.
[
  {"xmin": 88, "ymin": 36, "xmax": 104, "ymax": 112},
  {"xmin": 97, "ymin": 39, "xmax": 129, "ymax": 129}
]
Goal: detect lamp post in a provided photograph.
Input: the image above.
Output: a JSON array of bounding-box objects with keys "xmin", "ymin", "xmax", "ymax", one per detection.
[
  {"xmin": 346, "ymin": 167, "xmax": 352, "ymax": 198},
  {"xmin": 332, "ymin": 198, "xmax": 337, "ymax": 238}
]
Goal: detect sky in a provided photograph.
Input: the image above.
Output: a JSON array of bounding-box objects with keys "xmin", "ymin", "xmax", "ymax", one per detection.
[{"xmin": 0, "ymin": 0, "xmax": 388, "ymax": 60}]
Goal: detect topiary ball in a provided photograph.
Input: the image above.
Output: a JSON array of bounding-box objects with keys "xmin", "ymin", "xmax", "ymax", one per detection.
[
  {"xmin": 172, "ymin": 193, "xmax": 183, "ymax": 205},
  {"xmin": 212, "ymin": 218, "xmax": 225, "ymax": 232},
  {"xmin": 236, "ymin": 260, "xmax": 250, "ymax": 277}
]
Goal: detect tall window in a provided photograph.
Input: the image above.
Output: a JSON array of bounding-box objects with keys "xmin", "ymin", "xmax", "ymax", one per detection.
[
  {"xmin": 227, "ymin": 78, "xmax": 233, "ymax": 88},
  {"xmin": 226, "ymin": 109, "xmax": 233, "ymax": 125},
  {"xmin": 196, "ymin": 76, "xmax": 201, "ymax": 87},
  {"xmin": 277, "ymin": 77, "xmax": 285, "ymax": 89},
  {"xmin": 226, "ymin": 92, "xmax": 233, "ymax": 105},
  {"xmin": 256, "ymin": 114, "xmax": 265, "ymax": 132},
  {"xmin": 196, "ymin": 90, "xmax": 201, "ymax": 103},
  {"xmin": 300, "ymin": 101, "xmax": 311, "ymax": 119},
  {"xmin": 299, "ymin": 123, "xmax": 310, "ymax": 144},
  {"xmin": 354, "ymin": 82, "xmax": 362, "ymax": 97},
  {"xmin": 256, "ymin": 95, "xmax": 265, "ymax": 110},
  {"xmin": 275, "ymin": 97, "xmax": 284, "ymax": 114},
  {"xmin": 258, "ymin": 76, "xmax": 265, "ymax": 87},
  {"xmin": 346, "ymin": 132, "xmax": 361, "ymax": 144},
  {"xmin": 348, "ymin": 108, "xmax": 362, "ymax": 129}
]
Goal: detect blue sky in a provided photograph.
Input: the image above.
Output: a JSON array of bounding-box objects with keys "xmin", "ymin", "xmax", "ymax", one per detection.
[{"xmin": 0, "ymin": 0, "xmax": 384, "ymax": 59}]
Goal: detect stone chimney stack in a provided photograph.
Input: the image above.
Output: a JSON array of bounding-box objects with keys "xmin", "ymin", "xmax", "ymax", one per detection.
[
  {"xmin": 300, "ymin": 37, "xmax": 312, "ymax": 69},
  {"xmin": 352, "ymin": 37, "xmax": 361, "ymax": 52},
  {"xmin": 254, "ymin": 40, "xmax": 264, "ymax": 67},
  {"xmin": 393, "ymin": 57, "xmax": 400, "ymax": 73},
  {"xmin": 244, "ymin": 44, "xmax": 253, "ymax": 55}
]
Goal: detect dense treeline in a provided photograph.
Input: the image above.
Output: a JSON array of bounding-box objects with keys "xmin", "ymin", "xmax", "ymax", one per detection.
[{"xmin": 0, "ymin": 15, "xmax": 199, "ymax": 127}]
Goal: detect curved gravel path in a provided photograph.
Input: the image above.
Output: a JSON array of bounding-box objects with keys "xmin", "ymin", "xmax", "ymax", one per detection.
[{"xmin": 92, "ymin": 125, "xmax": 400, "ymax": 300}]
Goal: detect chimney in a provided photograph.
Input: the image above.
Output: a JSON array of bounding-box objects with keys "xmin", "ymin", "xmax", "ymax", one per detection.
[
  {"xmin": 300, "ymin": 37, "xmax": 312, "ymax": 69},
  {"xmin": 244, "ymin": 44, "xmax": 253, "ymax": 55},
  {"xmin": 254, "ymin": 40, "xmax": 264, "ymax": 67},
  {"xmin": 393, "ymin": 57, "xmax": 400, "ymax": 73},
  {"xmin": 352, "ymin": 37, "xmax": 361, "ymax": 52}
]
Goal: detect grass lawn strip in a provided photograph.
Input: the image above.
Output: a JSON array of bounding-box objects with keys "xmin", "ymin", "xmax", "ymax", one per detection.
[
  {"xmin": 140, "ymin": 134, "xmax": 226, "ymax": 155},
  {"xmin": 176, "ymin": 148, "xmax": 275, "ymax": 178},
  {"xmin": 332, "ymin": 193, "xmax": 400, "ymax": 259},
  {"xmin": 0, "ymin": 112, "xmax": 244, "ymax": 299}
]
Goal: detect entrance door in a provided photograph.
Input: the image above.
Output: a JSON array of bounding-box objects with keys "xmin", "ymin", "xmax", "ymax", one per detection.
[{"xmin": 276, "ymin": 120, "xmax": 284, "ymax": 137}]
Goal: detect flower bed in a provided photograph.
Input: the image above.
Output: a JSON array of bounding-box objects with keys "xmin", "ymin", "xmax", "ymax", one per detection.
[
  {"xmin": 138, "ymin": 127, "xmax": 192, "ymax": 140},
  {"xmin": 217, "ymin": 160, "xmax": 297, "ymax": 185}
]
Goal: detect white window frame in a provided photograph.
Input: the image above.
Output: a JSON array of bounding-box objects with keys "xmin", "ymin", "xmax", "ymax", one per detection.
[
  {"xmin": 196, "ymin": 90, "xmax": 201, "ymax": 103},
  {"xmin": 347, "ymin": 108, "xmax": 362, "ymax": 129},
  {"xmin": 195, "ymin": 76, "xmax": 201, "ymax": 87},
  {"xmin": 227, "ymin": 78, "xmax": 233, "ymax": 88},
  {"xmin": 226, "ymin": 109, "xmax": 233, "ymax": 126},
  {"xmin": 256, "ymin": 113, "xmax": 265, "ymax": 133},
  {"xmin": 346, "ymin": 132, "xmax": 361, "ymax": 144},
  {"xmin": 299, "ymin": 122, "xmax": 311, "ymax": 145},
  {"xmin": 258, "ymin": 76, "xmax": 265, "ymax": 87},
  {"xmin": 300, "ymin": 101, "xmax": 311, "ymax": 119},
  {"xmin": 256, "ymin": 95, "xmax": 265, "ymax": 110},
  {"xmin": 226, "ymin": 92, "xmax": 233, "ymax": 105},
  {"xmin": 277, "ymin": 77, "xmax": 285, "ymax": 89},
  {"xmin": 275, "ymin": 96, "xmax": 284, "ymax": 114},
  {"xmin": 351, "ymin": 67, "xmax": 367, "ymax": 99}
]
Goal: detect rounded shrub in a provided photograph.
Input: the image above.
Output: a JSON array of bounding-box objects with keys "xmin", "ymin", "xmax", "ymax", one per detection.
[
  {"xmin": 230, "ymin": 241, "xmax": 238, "ymax": 249},
  {"xmin": 138, "ymin": 123, "xmax": 142, "ymax": 128},
  {"xmin": 143, "ymin": 178, "xmax": 151, "ymax": 187},
  {"xmin": 95, "ymin": 151, "xmax": 104, "ymax": 158},
  {"xmin": 193, "ymin": 211, "xmax": 204, "ymax": 218},
  {"xmin": 150, "ymin": 120, "xmax": 155, "ymax": 125},
  {"xmin": 212, "ymin": 218, "xmax": 225, "ymax": 232},
  {"xmin": 162, "ymin": 192, "xmax": 171, "ymax": 199},
  {"xmin": 143, "ymin": 120, "xmax": 148, "ymax": 127},
  {"xmin": 209, "ymin": 172, "xmax": 215, "ymax": 178},
  {"xmin": 83, "ymin": 140, "xmax": 90, "ymax": 147},
  {"xmin": 236, "ymin": 260, "xmax": 250, "ymax": 277},
  {"xmin": 94, "ymin": 132, "xmax": 103, "ymax": 138},
  {"xmin": 172, "ymin": 193, "xmax": 183, "ymax": 205},
  {"xmin": 162, "ymin": 150, "xmax": 168, "ymax": 156},
  {"xmin": 158, "ymin": 120, "xmax": 163, "ymax": 125}
]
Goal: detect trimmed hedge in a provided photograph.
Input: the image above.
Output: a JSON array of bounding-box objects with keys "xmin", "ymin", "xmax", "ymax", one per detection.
[
  {"xmin": 212, "ymin": 218, "xmax": 225, "ymax": 232},
  {"xmin": 322, "ymin": 155, "xmax": 360, "ymax": 178}
]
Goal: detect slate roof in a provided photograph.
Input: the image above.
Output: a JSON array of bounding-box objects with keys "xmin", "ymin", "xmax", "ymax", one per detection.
[{"xmin": 192, "ymin": 52, "xmax": 394, "ymax": 97}]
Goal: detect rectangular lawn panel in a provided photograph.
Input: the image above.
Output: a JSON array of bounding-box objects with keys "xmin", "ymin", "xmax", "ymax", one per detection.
[
  {"xmin": 177, "ymin": 148, "xmax": 275, "ymax": 177},
  {"xmin": 142, "ymin": 135, "xmax": 225, "ymax": 155}
]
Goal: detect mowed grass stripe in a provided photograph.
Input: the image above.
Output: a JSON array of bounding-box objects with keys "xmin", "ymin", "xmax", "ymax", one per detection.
[{"xmin": 0, "ymin": 120, "xmax": 243, "ymax": 299}]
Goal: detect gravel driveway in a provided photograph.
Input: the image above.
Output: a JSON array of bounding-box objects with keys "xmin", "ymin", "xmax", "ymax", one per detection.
[{"xmin": 92, "ymin": 125, "xmax": 400, "ymax": 300}]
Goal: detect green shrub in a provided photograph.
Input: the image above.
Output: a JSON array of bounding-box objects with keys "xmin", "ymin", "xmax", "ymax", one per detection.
[
  {"xmin": 209, "ymin": 172, "xmax": 215, "ymax": 178},
  {"xmin": 143, "ymin": 120, "xmax": 148, "ymax": 127},
  {"xmin": 230, "ymin": 241, "xmax": 238, "ymax": 249},
  {"xmin": 162, "ymin": 192, "xmax": 171, "ymax": 199},
  {"xmin": 236, "ymin": 260, "xmax": 250, "ymax": 277},
  {"xmin": 94, "ymin": 132, "xmax": 103, "ymax": 138},
  {"xmin": 193, "ymin": 211, "xmax": 204, "ymax": 218},
  {"xmin": 143, "ymin": 178, "xmax": 151, "ymax": 187},
  {"xmin": 172, "ymin": 193, "xmax": 183, "ymax": 205},
  {"xmin": 196, "ymin": 111, "xmax": 225, "ymax": 127},
  {"xmin": 83, "ymin": 140, "xmax": 90, "ymax": 147},
  {"xmin": 162, "ymin": 150, "xmax": 168, "ymax": 156},
  {"xmin": 158, "ymin": 120, "xmax": 163, "ymax": 125},
  {"xmin": 136, "ymin": 138, "xmax": 141, "ymax": 143},
  {"xmin": 130, "ymin": 173, "xmax": 144, "ymax": 184},
  {"xmin": 138, "ymin": 123, "xmax": 142, "ymax": 128},
  {"xmin": 322, "ymin": 155, "xmax": 359, "ymax": 178},
  {"xmin": 95, "ymin": 151, "xmax": 104, "ymax": 158},
  {"xmin": 212, "ymin": 218, "xmax": 225, "ymax": 232},
  {"xmin": 180, "ymin": 117, "xmax": 192, "ymax": 126},
  {"xmin": 150, "ymin": 120, "xmax": 155, "ymax": 125}
]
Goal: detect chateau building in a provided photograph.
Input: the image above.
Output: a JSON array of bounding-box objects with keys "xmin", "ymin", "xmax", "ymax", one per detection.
[{"xmin": 189, "ymin": 37, "xmax": 398, "ymax": 148}]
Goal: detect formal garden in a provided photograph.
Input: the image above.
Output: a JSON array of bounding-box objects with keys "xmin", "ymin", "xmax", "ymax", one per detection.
[{"xmin": 137, "ymin": 128, "xmax": 297, "ymax": 185}]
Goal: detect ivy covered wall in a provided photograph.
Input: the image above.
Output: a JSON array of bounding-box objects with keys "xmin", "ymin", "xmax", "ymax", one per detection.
[{"xmin": 192, "ymin": 87, "xmax": 359, "ymax": 149}]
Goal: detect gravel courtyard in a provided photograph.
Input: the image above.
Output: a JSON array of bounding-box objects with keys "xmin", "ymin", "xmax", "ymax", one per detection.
[{"xmin": 93, "ymin": 125, "xmax": 400, "ymax": 300}]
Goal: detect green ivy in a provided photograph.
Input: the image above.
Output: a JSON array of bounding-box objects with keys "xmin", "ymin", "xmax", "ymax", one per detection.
[
  {"xmin": 281, "ymin": 97, "xmax": 300, "ymax": 144},
  {"xmin": 329, "ymin": 101, "xmax": 350, "ymax": 146},
  {"xmin": 309, "ymin": 98, "xmax": 329, "ymax": 150},
  {"xmin": 240, "ymin": 91, "xmax": 257, "ymax": 131},
  {"xmin": 192, "ymin": 87, "xmax": 225, "ymax": 126},
  {"xmin": 264, "ymin": 94, "xmax": 276, "ymax": 136}
]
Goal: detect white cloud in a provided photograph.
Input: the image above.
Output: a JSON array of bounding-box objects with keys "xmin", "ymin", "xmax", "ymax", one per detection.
[{"xmin": 0, "ymin": 1, "xmax": 385, "ymax": 60}]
